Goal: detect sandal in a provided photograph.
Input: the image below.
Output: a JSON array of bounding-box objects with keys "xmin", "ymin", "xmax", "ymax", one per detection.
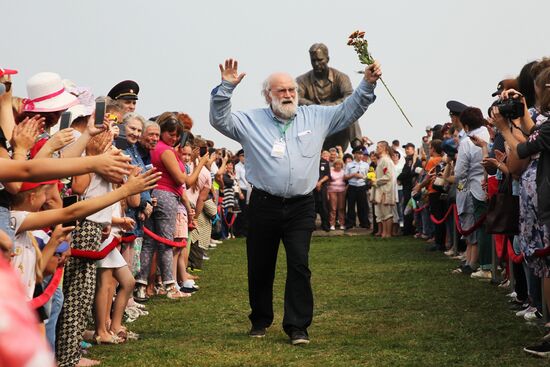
[
  {"xmin": 114, "ymin": 326, "xmax": 140, "ymax": 341},
  {"xmin": 94, "ymin": 333, "xmax": 123, "ymax": 345},
  {"xmin": 154, "ymin": 283, "xmax": 167, "ymax": 296},
  {"xmin": 166, "ymin": 284, "xmax": 191, "ymax": 299}
]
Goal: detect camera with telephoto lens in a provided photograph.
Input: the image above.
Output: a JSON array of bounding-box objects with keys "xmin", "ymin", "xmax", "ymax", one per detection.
[{"xmin": 495, "ymin": 98, "xmax": 524, "ymax": 120}]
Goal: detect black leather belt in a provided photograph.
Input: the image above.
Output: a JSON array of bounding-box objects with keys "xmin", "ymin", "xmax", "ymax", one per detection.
[{"xmin": 252, "ymin": 188, "xmax": 312, "ymax": 204}]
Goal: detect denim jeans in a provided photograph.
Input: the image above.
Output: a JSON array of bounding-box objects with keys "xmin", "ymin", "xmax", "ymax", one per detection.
[
  {"xmin": 44, "ymin": 276, "xmax": 64, "ymax": 351},
  {"xmin": 0, "ymin": 206, "xmax": 15, "ymax": 244}
]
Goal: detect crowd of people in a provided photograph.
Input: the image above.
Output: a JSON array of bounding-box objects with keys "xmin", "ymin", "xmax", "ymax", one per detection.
[
  {"xmin": 2, "ymin": 53, "xmax": 550, "ymax": 366},
  {"xmin": 310, "ymin": 57, "xmax": 550, "ymax": 358},
  {"xmin": 0, "ymin": 69, "xmax": 254, "ymax": 366}
]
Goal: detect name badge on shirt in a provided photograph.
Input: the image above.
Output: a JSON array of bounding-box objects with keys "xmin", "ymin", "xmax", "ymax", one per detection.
[{"xmin": 271, "ymin": 139, "xmax": 286, "ymax": 158}]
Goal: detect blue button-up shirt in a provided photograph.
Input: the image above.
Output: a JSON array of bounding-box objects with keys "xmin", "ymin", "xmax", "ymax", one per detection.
[
  {"xmin": 210, "ymin": 79, "xmax": 376, "ymax": 198},
  {"xmin": 344, "ymin": 160, "xmax": 370, "ymax": 187}
]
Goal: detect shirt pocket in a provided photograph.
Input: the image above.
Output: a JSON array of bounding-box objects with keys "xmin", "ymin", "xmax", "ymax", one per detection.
[{"xmin": 297, "ymin": 133, "xmax": 317, "ymax": 157}]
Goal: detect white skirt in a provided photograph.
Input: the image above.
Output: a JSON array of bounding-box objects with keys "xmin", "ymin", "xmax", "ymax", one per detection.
[{"xmin": 96, "ymin": 235, "xmax": 127, "ymax": 269}]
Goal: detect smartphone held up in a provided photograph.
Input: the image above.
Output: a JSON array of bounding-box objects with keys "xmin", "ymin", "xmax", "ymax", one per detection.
[{"xmin": 95, "ymin": 97, "xmax": 106, "ymax": 128}]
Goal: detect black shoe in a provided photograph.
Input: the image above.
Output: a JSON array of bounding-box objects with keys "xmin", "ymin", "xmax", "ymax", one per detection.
[
  {"xmin": 461, "ymin": 265, "xmax": 474, "ymax": 275},
  {"xmin": 180, "ymin": 286, "xmax": 198, "ymax": 294},
  {"xmin": 524, "ymin": 341, "xmax": 550, "ymax": 357},
  {"xmin": 289, "ymin": 330, "xmax": 310, "ymax": 345},
  {"xmin": 249, "ymin": 326, "xmax": 266, "ymax": 338}
]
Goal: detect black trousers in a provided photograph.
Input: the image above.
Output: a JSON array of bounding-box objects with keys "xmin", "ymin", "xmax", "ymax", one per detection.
[
  {"xmin": 234, "ymin": 189, "xmax": 249, "ymax": 237},
  {"xmin": 428, "ymin": 192, "xmax": 446, "ymax": 250},
  {"xmin": 313, "ymin": 185, "xmax": 330, "ymax": 231},
  {"xmin": 246, "ymin": 189, "xmax": 315, "ymax": 335},
  {"xmin": 402, "ymin": 188, "xmax": 414, "ymax": 235},
  {"xmin": 345, "ymin": 185, "xmax": 369, "ymax": 228}
]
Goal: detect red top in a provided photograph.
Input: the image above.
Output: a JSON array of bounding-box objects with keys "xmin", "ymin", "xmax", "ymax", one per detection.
[{"xmin": 151, "ymin": 140, "xmax": 185, "ymax": 196}]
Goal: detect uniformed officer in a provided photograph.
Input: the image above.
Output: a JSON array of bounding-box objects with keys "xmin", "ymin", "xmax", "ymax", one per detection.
[{"xmin": 107, "ymin": 80, "xmax": 139, "ymax": 114}]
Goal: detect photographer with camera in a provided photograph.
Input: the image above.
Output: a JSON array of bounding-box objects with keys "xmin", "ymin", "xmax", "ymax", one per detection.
[{"xmin": 492, "ymin": 64, "xmax": 550, "ymax": 355}]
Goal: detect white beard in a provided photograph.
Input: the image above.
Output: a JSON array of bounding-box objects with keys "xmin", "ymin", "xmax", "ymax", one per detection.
[{"xmin": 270, "ymin": 94, "xmax": 298, "ymax": 120}]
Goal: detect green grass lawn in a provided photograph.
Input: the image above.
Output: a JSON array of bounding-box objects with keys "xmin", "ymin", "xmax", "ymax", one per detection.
[{"xmin": 91, "ymin": 235, "xmax": 550, "ymax": 366}]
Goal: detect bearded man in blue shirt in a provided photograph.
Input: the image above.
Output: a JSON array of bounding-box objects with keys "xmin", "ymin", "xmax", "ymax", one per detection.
[{"xmin": 210, "ymin": 58, "xmax": 381, "ymax": 345}]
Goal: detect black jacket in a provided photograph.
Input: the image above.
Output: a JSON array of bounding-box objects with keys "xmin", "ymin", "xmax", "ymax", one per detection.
[{"xmin": 398, "ymin": 156, "xmax": 422, "ymax": 191}]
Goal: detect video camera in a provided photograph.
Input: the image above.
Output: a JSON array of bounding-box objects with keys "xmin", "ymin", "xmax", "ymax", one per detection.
[{"xmin": 494, "ymin": 98, "xmax": 524, "ymax": 120}]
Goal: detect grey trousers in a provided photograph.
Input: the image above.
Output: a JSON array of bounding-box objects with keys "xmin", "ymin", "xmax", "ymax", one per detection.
[{"xmin": 136, "ymin": 189, "xmax": 179, "ymax": 286}]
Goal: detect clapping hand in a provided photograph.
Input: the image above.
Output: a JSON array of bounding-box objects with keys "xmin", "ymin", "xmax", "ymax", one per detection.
[
  {"xmin": 11, "ymin": 115, "xmax": 44, "ymax": 151},
  {"xmin": 219, "ymin": 59, "xmax": 246, "ymax": 86}
]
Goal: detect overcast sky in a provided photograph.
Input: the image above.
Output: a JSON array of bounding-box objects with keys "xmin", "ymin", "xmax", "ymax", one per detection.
[{"xmin": 5, "ymin": 0, "xmax": 550, "ymax": 151}]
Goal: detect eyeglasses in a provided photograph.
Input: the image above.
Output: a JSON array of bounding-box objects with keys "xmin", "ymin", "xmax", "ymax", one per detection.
[{"xmin": 270, "ymin": 87, "xmax": 297, "ymax": 95}]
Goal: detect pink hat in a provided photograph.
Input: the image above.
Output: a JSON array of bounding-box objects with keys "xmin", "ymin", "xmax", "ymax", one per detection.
[
  {"xmin": 23, "ymin": 72, "xmax": 78, "ymax": 112},
  {"xmin": 0, "ymin": 68, "xmax": 17, "ymax": 78}
]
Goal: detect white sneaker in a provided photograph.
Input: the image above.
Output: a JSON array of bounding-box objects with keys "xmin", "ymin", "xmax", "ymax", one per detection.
[
  {"xmin": 211, "ymin": 239, "xmax": 223, "ymax": 244},
  {"xmin": 498, "ymin": 279, "xmax": 510, "ymax": 288},
  {"xmin": 506, "ymin": 291, "xmax": 517, "ymax": 298},
  {"xmin": 209, "ymin": 243, "xmax": 217, "ymax": 249},
  {"xmin": 524, "ymin": 310, "xmax": 543, "ymax": 321},
  {"xmin": 444, "ymin": 249, "xmax": 455, "ymax": 256},
  {"xmin": 203, "ymin": 254, "xmax": 210, "ymax": 261},
  {"xmin": 330, "ymin": 225, "xmax": 335, "ymax": 230},
  {"xmin": 470, "ymin": 269, "xmax": 492, "ymax": 280},
  {"xmin": 516, "ymin": 306, "xmax": 536, "ymax": 317},
  {"xmin": 339, "ymin": 225, "xmax": 345, "ymax": 230}
]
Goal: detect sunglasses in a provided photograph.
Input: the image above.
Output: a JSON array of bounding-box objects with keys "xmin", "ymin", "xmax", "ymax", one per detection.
[{"xmin": 2, "ymin": 81, "xmax": 12, "ymax": 92}]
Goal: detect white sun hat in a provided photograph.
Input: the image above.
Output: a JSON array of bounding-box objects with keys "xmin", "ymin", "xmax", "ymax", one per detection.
[{"xmin": 23, "ymin": 72, "xmax": 78, "ymax": 112}]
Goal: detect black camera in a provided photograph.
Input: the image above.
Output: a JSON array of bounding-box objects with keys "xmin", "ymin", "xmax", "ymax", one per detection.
[{"xmin": 495, "ymin": 98, "xmax": 524, "ymax": 120}]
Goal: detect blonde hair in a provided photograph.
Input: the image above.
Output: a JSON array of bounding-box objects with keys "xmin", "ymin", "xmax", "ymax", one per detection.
[{"xmin": 333, "ymin": 159, "xmax": 344, "ymax": 168}]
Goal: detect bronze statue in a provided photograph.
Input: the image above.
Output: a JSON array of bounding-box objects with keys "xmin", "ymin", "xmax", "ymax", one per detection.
[{"xmin": 296, "ymin": 43, "xmax": 363, "ymax": 150}]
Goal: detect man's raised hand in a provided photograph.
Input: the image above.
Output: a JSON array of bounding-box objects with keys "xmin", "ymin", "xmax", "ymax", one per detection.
[{"xmin": 219, "ymin": 59, "xmax": 246, "ymax": 86}]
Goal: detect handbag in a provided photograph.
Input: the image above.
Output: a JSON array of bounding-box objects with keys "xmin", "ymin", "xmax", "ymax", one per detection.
[{"xmin": 485, "ymin": 175, "xmax": 519, "ymax": 235}]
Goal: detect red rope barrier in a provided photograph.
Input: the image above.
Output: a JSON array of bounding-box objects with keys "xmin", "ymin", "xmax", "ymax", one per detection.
[
  {"xmin": 452, "ymin": 205, "xmax": 487, "ymax": 237},
  {"xmin": 120, "ymin": 234, "xmax": 137, "ymax": 244},
  {"xmin": 143, "ymin": 227, "xmax": 186, "ymax": 248},
  {"xmin": 507, "ymin": 238, "xmax": 524, "ymax": 264},
  {"xmin": 71, "ymin": 237, "xmax": 120, "ymax": 260},
  {"xmin": 223, "ymin": 210, "xmax": 237, "ymax": 227},
  {"xmin": 430, "ymin": 205, "xmax": 454, "ymax": 225},
  {"xmin": 533, "ymin": 247, "xmax": 550, "ymax": 258},
  {"xmin": 29, "ymin": 265, "xmax": 63, "ymax": 309},
  {"xmin": 414, "ymin": 204, "xmax": 428, "ymax": 213}
]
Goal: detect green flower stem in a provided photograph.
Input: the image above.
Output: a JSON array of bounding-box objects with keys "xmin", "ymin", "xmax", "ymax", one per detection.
[{"xmin": 379, "ymin": 77, "xmax": 413, "ymax": 128}]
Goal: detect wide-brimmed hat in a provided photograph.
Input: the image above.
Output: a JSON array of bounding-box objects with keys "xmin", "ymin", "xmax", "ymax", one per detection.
[{"xmin": 23, "ymin": 72, "xmax": 78, "ymax": 112}]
